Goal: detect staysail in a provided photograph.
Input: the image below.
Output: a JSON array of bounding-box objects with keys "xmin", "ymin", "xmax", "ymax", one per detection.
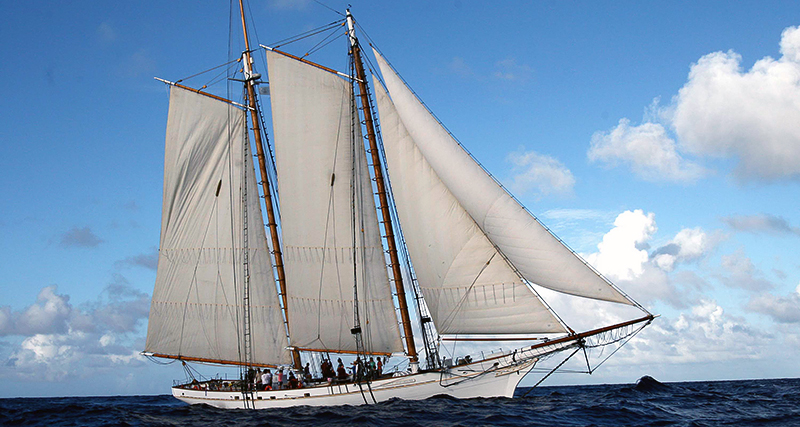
[
  {"xmin": 266, "ymin": 51, "xmax": 404, "ymax": 354},
  {"xmin": 145, "ymin": 85, "xmax": 291, "ymax": 366},
  {"xmin": 373, "ymin": 50, "xmax": 632, "ymax": 306},
  {"xmin": 375, "ymin": 80, "xmax": 565, "ymax": 335}
]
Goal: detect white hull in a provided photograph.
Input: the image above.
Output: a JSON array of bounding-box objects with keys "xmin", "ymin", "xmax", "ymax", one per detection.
[{"xmin": 173, "ymin": 353, "xmax": 536, "ymax": 409}]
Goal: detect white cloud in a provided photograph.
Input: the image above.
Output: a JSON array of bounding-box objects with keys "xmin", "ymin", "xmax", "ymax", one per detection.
[
  {"xmin": 506, "ymin": 149, "xmax": 575, "ymax": 198},
  {"xmin": 718, "ymin": 250, "xmax": 774, "ymax": 291},
  {"xmin": 652, "ymin": 227, "xmax": 716, "ymax": 271},
  {"xmin": 584, "ymin": 209, "xmax": 656, "ymax": 281},
  {"xmin": 594, "ymin": 26, "xmax": 800, "ymax": 183},
  {"xmin": 589, "ymin": 118, "xmax": 706, "ymax": 183},
  {"xmin": 747, "ymin": 289, "xmax": 800, "ymax": 323},
  {"xmin": 633, "ymin": 300, "xmax": 768, "ymax": 364},
  {"xmin": 0, "ymin": 278, "xmax": 150, "ymax": 383},
  {"xmin": 672, "ymin": 26, "xmax": 800, "ymax": 181},
  {"xmin": 15, "ymin": 286, "xmax": 72, "ymax": 336}
]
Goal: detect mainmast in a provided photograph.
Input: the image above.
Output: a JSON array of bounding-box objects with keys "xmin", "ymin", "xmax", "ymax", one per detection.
[
  {"xmin": 238, "ymin": 0, "xmax": 301, "ymax": 370},
  {"xmin": 346, "ymin": 10, "xmax": 419, "ymax": 367}
]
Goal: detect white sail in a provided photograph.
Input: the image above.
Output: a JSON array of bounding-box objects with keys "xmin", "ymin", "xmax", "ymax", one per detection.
[
  {"xmin": 145, "ymin": 86, "xmax": 291, "ymax": 366},
  {"xmin": 374, "ymin": 80, "xmax": 565, "ymax": 335},
  {"xmin": 266, "ymin": 51, "xmax": 404, "ymax": 354},
  {"xmin": 373, "ymin": 50, "xmax": 632, "ymax": 305}
]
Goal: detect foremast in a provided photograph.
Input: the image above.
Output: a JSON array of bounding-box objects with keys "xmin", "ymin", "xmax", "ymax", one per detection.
[
  {"xmin": 237, "ymin": 0, "xmax": 301, "ymax": 370},
  {"xmin": 346, "ymin": 11, "xmax": 419, "ymax": 367}
]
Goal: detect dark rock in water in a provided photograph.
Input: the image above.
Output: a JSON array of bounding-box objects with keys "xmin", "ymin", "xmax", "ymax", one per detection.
[{"xmin": 634, "ymin": 375, "xmax": 669, "ymax": 392}]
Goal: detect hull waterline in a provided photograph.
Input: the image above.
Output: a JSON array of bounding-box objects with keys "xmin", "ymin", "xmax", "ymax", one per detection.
[{"xmin": 173, "ymin": 355, "xmax": 536, "ymax": 408}]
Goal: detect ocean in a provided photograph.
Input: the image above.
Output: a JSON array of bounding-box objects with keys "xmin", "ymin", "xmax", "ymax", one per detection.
[{"xmin": 1, "ymin": 377, "xmax": 798, "ymax": 426}]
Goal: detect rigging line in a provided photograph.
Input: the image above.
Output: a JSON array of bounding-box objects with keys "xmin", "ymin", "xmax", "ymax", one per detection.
[
  {"xmin": 305, "ymin": 29, "xmax": 347, "ymax": 58},
  {"xmin": 313, "ymin": 84, "xmax": 349, "ymax": 343},
  {"xmin": 439, "ymin": 253, "xmax": 497, "ymax": 334},
  {"xmin": 584, "ymin": 320, "xmax": 650, "ymax": 373},
  {"xmin": 176, "ymin": 58, "xmax": 240, "ymax": 84},
  {"xmin": 312, "ymin": 0, "xmax": 345, "ymax": 17},
  {"xmin": 268, "ymin": 20, "xmax": 344, "ymax": 48},
  {"xmin": 520, "ymin": 345, "xmax": 582, "ymax": 398}
]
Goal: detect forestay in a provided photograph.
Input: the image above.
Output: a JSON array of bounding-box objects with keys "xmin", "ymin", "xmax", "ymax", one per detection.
[
  {"xmin": 266, "ymin": 51, "xmax": 403, "ymax": 354},
  {"xmin": 375, "ymin": 80, "xmax": 565, "ymax": 335},
  {"xmin": 373, "ymin": 50, "xmax": 632, "ymax": 306},
  {"xmin": 145, "ymin": 86, "xmax": 291, "ymax": 366}
]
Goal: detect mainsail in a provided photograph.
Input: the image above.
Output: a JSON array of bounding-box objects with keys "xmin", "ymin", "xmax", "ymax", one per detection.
[
  {"xmin": 373, "ymin": 50, "xmax": 632, "ymax": 306},
  {"xmin": 145, "ymin": 86, "xmax": 291, "ymax": 366},
  {"xmin": 375, "ymin": 80, "xmax": 565, "ymax": 335},
  {"xmin": 266, "ymin": 51, "xmax": 404, "ymax": 354}
]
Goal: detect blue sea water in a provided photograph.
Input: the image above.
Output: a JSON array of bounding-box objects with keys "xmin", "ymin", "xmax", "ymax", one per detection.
[{"xmin": 1, "ymin": 377, "xmax": 798, "ymax": 426}]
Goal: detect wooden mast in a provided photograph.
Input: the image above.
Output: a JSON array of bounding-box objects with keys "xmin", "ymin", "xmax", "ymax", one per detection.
[
  {"xmin": 238, "ymin": 0, "xmax": 302, "ymax": 370},
  {"xmin": 346, "ymin": 10, "xmax": 419, "ymax": 366}
]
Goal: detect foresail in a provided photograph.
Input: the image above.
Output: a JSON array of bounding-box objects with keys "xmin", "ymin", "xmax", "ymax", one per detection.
[
  {"xmin": 266, "ymin": 51, "xmax": 404, "ymax": 354},
  {"xmin": 374, "ymin": 80, "xmax": 565, "ymax": 335},
  {"xmin": 146, "ymin": 86, "xmax": 291, "ymax": 366},
  {"xmin": 373, "ymin": 50, "xmax": 632, "ymax": 306}
]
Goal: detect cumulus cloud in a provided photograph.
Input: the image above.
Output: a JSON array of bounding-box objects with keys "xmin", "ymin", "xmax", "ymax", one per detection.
[
  {"xmin": 718, "ymin": 250, "xmax": 774, "ymax": 291},
  {"xmin": 59, "ymin": 226, "xmax": 103, "ymax": 248},
  {"xmin": 584, "ymin": 209, "xmax": 656, "ymax": 281},
  {"xmin": 14, "ymin": 286, "xmax": 72, "ymax": 336},
  {"xmin": 0, "ymin": 278, "xmax": 150, "ymax": 382},
  {"xmin": 625, "ymin": 300, "xmax": 770, "ymax": 365},
  {"xmin": 581, "ymin": 210, "xmax": 717, "ymax": 308},
  {"xmin": 746, "ymin": 285, "xmax": 800, "ymax": 323},
  {"xmin": 652, "ymin": 227, "xmax": 717, "ymax": 271},
  {"xmin": 593, "ymin": 25, "xmax": 800, "ymax": 183},
  {"xmin": 506, "ymin": 149, "xmax": 575, "ymax": 198},
  {"xmin": 589, "ymin": 119, "xmax": 707, "ymax": 182},
  {"xmin": 672, "ymin": 26, "xmax": 800, "ymax": 181},
  {"xmin": 721, "ymin": 213, "xmax": 800, "ymax": 236}
]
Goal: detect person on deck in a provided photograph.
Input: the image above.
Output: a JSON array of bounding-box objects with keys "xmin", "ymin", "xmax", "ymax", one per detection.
[
  {"xmin": 277, "ymin": 368, "xmax": 285, "ymax": 390},
  {"xmin": 288, "ymin": 371, "xmax": 299, "ymax": 389},
  {"xmin": 377, "ymin": 358, "xmax": 383, "ymax": 377},
  {"xmin": 262, "ymin": 369, "xmax": 272, "ymax": 391},
  {"xmin": 336, "ymin": 358, "xmax": 348, "ymax": 381},
  {"xmin": 304, "ymin": 363, "xmax": 311, "ymax": 383}
]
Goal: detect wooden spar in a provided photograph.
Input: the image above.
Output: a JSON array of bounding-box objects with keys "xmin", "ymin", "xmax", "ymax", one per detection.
[
  {"xmin": 148, "ymin": 353, "xmax": 279, "ymax": 369},
  {"xmin": 346, "ymin": 11, "xmax": 418, "ymax": 365},
  {"xmin": 238, "ymin": 0, "xmax": 302, "ymax": 370},
  {"xmin": 154, "ymin": 78, "xmax": 249, "ymax": 109},
  {"xmin": 439, "ymin": 315, "xmax": 654, "ymax": 343},
  {"xmin": 294, "ymin": 347, "xmax": 393, "ymax": 357},
  {"xmin": 260, "ymin": 45, "xmax": 356, "ymax": 81}
]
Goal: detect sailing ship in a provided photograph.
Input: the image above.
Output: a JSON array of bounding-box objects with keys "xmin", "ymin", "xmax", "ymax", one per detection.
[{"xmin": 143, "ymin": 5, "xmax": 654, "ymax": 409}]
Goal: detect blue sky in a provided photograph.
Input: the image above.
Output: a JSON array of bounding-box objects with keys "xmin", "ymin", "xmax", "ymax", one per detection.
[{"xmin": 1, "ymin": 0, "xmax": 799, "ymax": 397}]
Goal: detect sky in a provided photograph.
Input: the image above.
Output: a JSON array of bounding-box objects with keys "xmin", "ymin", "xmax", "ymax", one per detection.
[{"xmin": 1, "ymin": 0, "xmax": 799, "ymax": 397}]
